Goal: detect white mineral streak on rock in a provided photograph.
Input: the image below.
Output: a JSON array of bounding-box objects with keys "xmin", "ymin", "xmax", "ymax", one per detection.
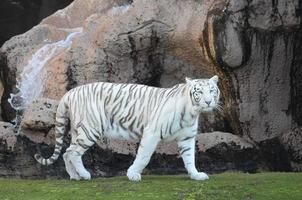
[
  {"xmin": 8, "ymin": 27, "xmax": 83, "ymax": 111},
  {"xmin": 109, "ymin": 4, "xmax": 130, "ymax": 16}
]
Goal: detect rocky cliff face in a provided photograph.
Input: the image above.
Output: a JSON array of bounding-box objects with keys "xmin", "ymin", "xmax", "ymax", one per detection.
[{"xmin": 0, "ymin": 0, "xmax": 301, "ymax": 178}]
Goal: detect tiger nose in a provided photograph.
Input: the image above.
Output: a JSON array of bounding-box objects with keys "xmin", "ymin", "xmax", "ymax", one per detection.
[{"xmin": 205, "ymin": 100, "xmax": 211, "ymax": 106}]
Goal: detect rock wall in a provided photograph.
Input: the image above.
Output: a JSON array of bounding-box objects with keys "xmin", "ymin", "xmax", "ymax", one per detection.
[
  {"xmin": 0, "ymin": 0, "xmax": 301, "ymax": 177},
  {"xmin": 201, "ymin": 0, "xmax": 300, "ymax": 140}
]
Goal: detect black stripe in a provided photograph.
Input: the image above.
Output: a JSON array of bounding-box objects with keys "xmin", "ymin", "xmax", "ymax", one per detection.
[
  {"xmin": 56, "ymin": 141, "xmax": 63, "ymax": 147},
  {"xmin": 128, "ymin": 117, "xmax": 136, "ymax": 132},
  {"xmin": 77, "ymin": 142, "xmax": 89, "ymax": 150},
  {"xmin": 56, "ymin": 122, "xmax": 65, "ymax": 127},
  {"xmin": 96, "ymin": 84, "xmax": 105, "ymax": 133},
  {"xmin": 104, "ymin": 84, "xmax": 114, "ymax": 105},
  {"xmin": 140, "ymin": 87, "xmax": 147, "ymax": 106},
  {"xmin": 138, "ymin": 108, "xmax": 145, "ymax": 127},
  {"xmin": 158, "ymin": 90, "xmax": 166, "ymax": 103},
  {"xmin": 125, "ymin": 103, "xmax": 136, "ymax": 122},
  {"xmin": 113, "ymin": 84, "xmax": 123, "ymax": 102},
  {"xmin": 55, "ymin": 146, "xmax": 61, "ymax": 151},
  {"xmin": 48, "ymin": 158, "xmax": 55, "ymax": 164},
  {"xmin": 169, "ymin": 111, "xmax": 176, "ymax": 135},
  {"xmin": 124, "ymin": 91, "xmax": 131, "ymax": 106},
  {"xmin": 181, "ymin": 136, "xmax": 195, "ymax": 141},
  {"xmin": 164, "ymin": 123, "xmax": 169, "ymax": 136},
  {"xmin": 76, "ymin": 122, "xmax": 82, "ymax": 128},
  {"xmin": 129, "ymin": 84, "xmax": 137, "ymax": 93},
  {"xmin": 55, "ymin": 132, "xmax": 63, "ymax": 138},
  {"xmin": 119, "ymin": 118, "xmax": 128, "ymax": 131},
  {"xmin": 111, "ymin": 97, "xmax": 123, "ymax": 115},
  {"xmin": 92, "ymin": 83, "xmax": 98, "ymax": 95},
  {"xmin": 152, "ymin": 89, "xmax": 167, "ymax": 119},
  {"xmin": 179, "ymin": 106, "xmax": 186, "ymax": 128},
  {"xmin": 166, "ymin": 85, "xmax": 179, "ymax": 97},
  {"xmin": 80, "ymin": 124, "xmax": 95, "ymax": 143},
  {"xmin": 160, "ymin": 129, "xmax": 163, "ymax": 140},
  {"xmin": 111, "ymin": 99, "xmax": 123, "ymax": 125},
  {"xmin": 147, "ymin": 88, "xmax": 155, "ymax": 114},
  {"xmin": 99, "ymin": 83, "xmax": 104, "ymax": 100},
  {"xmin": 54, "ymin": 150, "xmax": 61, "ymax": 155},
  {"xmin": 139, "ymin": 126, "xmax": 144, "ymax": 135},
  {"xmin": 91, "ymin": 128, "xmax": 101, "ymax": 140},
  {"xmin": 133, "ymin": 85, "xmax": 139, "ymax": 98},
  {"xmin": 180, "ymin": 147, "xmax": 191, "ymax": 155}
]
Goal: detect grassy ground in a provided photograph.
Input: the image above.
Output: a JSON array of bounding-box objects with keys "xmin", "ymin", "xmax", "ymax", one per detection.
[{"xmin": 1, "ymin": 173, "xmax": 302, "ymax": 200}]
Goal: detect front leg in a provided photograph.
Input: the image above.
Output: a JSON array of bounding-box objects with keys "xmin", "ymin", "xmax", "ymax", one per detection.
[
  {"xmin": 177, "ymin": 135, "xmax": 209, "ymax": 181},
  {"xmin": 127, "ymin": 132, "xmax": 160, "ymax": 181}
]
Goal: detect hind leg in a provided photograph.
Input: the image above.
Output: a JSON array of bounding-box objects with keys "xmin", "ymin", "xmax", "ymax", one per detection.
[
  {"xmin": 68, "ymin": 144, "xmax": 92, "ymax": 180},
  {"xmin": 63, "ymin": 145, "xmax": 81, "ymax": 180},
  {"xmin": 68, "ymin": 128, "xmax": 95, "ymax": 180},
  {"xmin": 62, "ymin": 128, "xmax": 81, "ymax": 180}
]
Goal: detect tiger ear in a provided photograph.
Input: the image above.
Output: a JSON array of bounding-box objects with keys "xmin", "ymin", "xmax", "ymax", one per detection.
[
  {"xmin": 185, "ymin": 77, "xmax": 193, "ymax": 85},
  {"xmin": 210, "ymin": 75, "xmax": 219, "ymax": 84}
]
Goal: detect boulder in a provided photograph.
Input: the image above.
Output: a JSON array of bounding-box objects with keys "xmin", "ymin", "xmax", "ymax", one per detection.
[
  {"xmin": 0, "ymin": 80, "xmax": 3, "ymax": 120},
  {"xmin": 20, "ymin": 98, "xmax": 58, "ymax": 145},
  {"xmin": 280, "ymin": 127, "xmax": 302, "ymax": 171},
  {"xmin": 0, "ymin": 121, "xmax": 16, "ymax": 151},
  {"xmin": 281, "ymin": 128, "xmax": 302, "ymax": 162},
  {"xmin": 21, "ymin": 98, "xmax": 58, "ymax": 131},
  {"xmin": 197, "ymin": 132, "xmax": 254, "ymax": 152}
]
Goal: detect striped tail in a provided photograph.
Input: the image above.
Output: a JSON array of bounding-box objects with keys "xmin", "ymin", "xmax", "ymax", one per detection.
[{"xmin": 34, "ymin": 98, "xmax": 69, "ymax": 166}]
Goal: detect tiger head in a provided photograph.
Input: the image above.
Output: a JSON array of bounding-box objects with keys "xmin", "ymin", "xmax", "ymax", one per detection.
[{"xmin": 185, "ymin": 75, "xmax": 220, "ymax": 112}]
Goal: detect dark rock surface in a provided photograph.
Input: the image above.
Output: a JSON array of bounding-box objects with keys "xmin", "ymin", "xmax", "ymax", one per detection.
[
  {"xmin": 280, "ymin": 127, "xmax": 302, "ymax": 171},
  {"xmin": 0, "ymin": 129, "xmax": 271, "ymax": 178},
  {"xmin": 0, "ymin": 129, "xmax": 292, "ymax": 178},
  {"xmin": 0, "ymin": 0, "xmax": 73, "ymax": 46}
]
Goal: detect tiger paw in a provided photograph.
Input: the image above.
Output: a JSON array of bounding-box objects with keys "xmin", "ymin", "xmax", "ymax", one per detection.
[
  {"xmin": 190, "ymin": 172, "xmax": 209, "ymax": 181},
  {"xmin": 127, "ymin": 171, "xmax": 141, "ymax": 182},
  {"xmin": 80, "ymin": 171, "xmax": 91, "ymax": 180},
  {"xmin": 70, "ymin": 176, "xmax": 81, "ymax": 181}
]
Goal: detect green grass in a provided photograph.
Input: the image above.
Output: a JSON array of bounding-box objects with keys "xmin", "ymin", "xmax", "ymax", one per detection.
[{"xmin": 1, "ymin": 173, "xmax": 302, "ymax": 200}]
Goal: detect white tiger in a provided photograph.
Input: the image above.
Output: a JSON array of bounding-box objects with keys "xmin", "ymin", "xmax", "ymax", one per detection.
[{"xmin": 35, "ymin": 75, "xmax": 220, "ymax": 181}]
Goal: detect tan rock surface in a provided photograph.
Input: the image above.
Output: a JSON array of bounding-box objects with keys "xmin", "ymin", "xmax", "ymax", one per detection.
[
  {"xmin": 0, "ymin": 121, "xmax": 16, "ymax": 151},
  {"xmin": 197, "ymin": 132, "xmax": 253, "ymax": 152},
  {"xmin": 20, "ymin": 98, "xmax": 58, "ymax": 145}
]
